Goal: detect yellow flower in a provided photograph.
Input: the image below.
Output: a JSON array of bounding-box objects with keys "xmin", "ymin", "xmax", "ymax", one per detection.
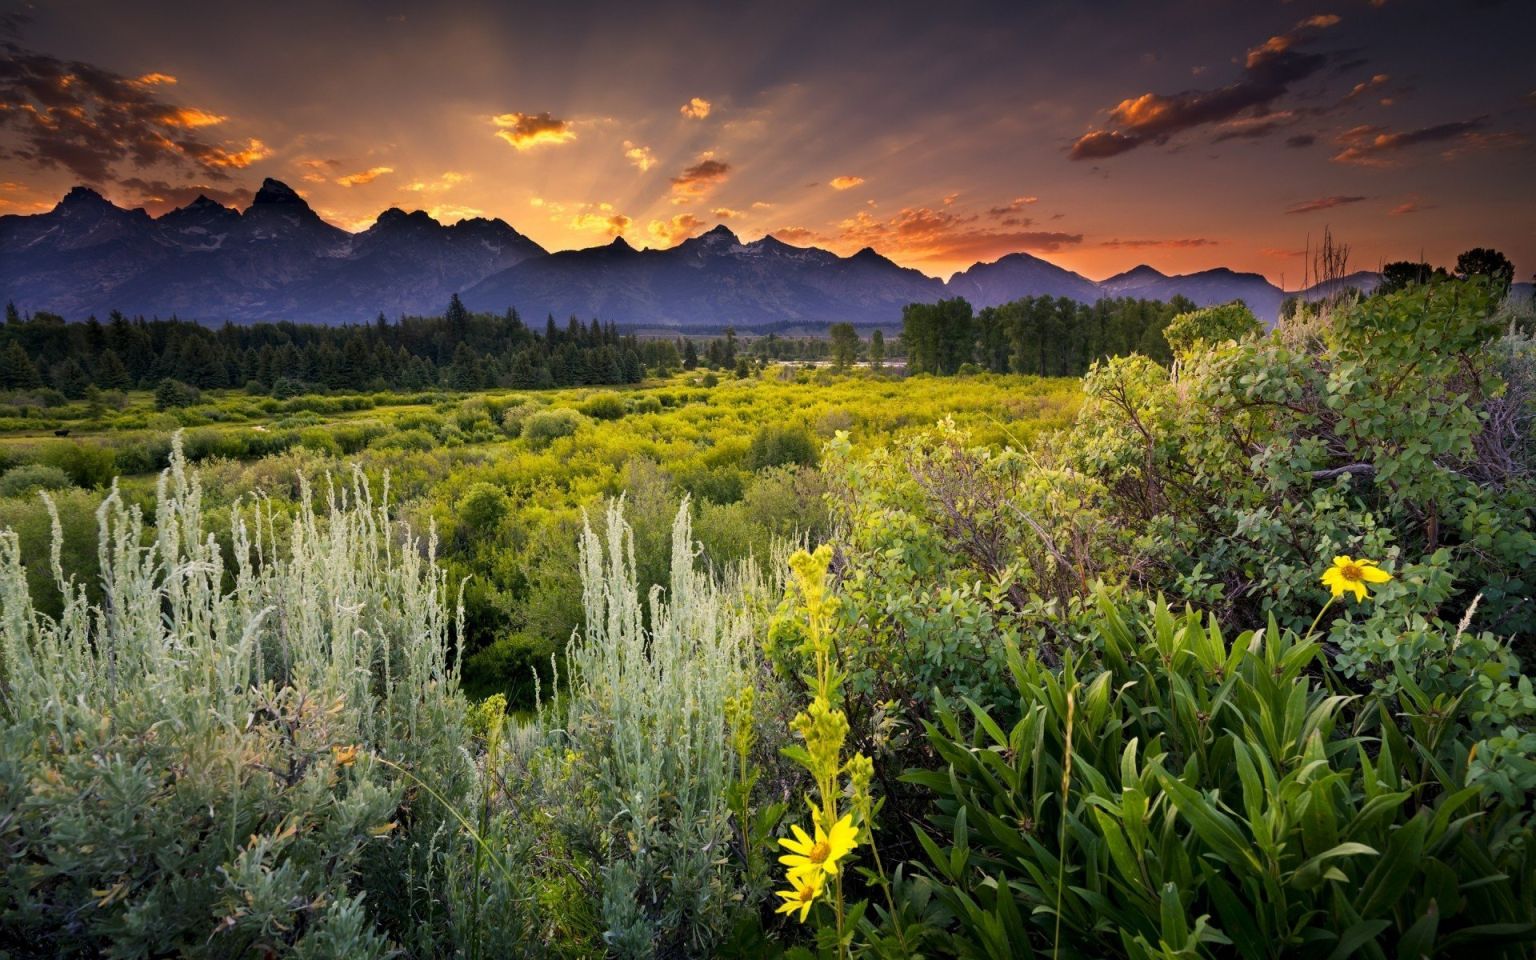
[
  {"xmin": 333, "ymin": 744, "xmax": 360, "ymax": 767},
  {"xmin": 774, "ymin": 870, "xmax": 825, "ymax": 923},
  {"xmin": 1321, "ymin": 555, "xmax": 1392, "ymax": 602},
  {"xmin": 779, "ymin": 812, "xmax": 857, "ymax": 882}
]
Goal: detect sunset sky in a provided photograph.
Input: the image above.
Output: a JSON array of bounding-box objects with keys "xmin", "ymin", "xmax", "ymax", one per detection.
[{"xmin": 2, "ymin": 0, "xmax": 1532, "ymax": 284}]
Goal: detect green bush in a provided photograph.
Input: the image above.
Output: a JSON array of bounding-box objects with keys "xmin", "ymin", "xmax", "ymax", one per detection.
[
  {"xmin": 370, "ymin": 427, "xmax": 437, "ymax": 452},
  {"xmin": 900, "ymin": 594, "xmax": 1536, "ymax": 958},
  {"xmin": 521, "ymin": 408, "xmax": 586, "ymax": 448},
  {"xmin": 1066, "ymin": 278, "xmax": 1534, "ymax": 636},
  {"xmin": 577, "ymin": 394, "xmax": 626, "ymax": 420},
  {"xmin": 1162, "ymin": 301, "xmax": 1262, "ymax": 353},
  {"xmin": 746, "ymin": 423, "xmax": 819, "ymax": 470},
  {"xmin": 461, "ymin": 631, "xmax": 559, "ymax": 705},
  {"xmin": 36, "ymin": 441, "xmax": 117, "ymax": 488},
  {"xmin": 0, "ymin": 463, "xmax": 72, "ymax": 497}
]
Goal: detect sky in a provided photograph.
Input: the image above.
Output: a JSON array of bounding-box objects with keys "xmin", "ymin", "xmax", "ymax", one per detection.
[{"xmin": 1, "ymin": 0, "xmax": 1533, "ymax": 284}]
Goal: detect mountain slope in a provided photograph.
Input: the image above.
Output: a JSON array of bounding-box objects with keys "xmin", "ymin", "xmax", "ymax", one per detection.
[
  {"xmin": 945, "ymin": 253, "xmax": 1100, "ymax": 307},
  {"xmin": 463, "ymin": 225, "xmax": 945, "ymax": 327}
]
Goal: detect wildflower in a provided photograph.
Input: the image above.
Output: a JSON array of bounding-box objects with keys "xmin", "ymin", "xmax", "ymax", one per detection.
[
  {"xmin": 779, "ymin": 812, "xmax": 857, "ymax": 882},
  {"xmin": 774, "ymin": 870, "xmax": 825, "ymax": 923},
  {"xmin": 1321, "ymin": 555, "xmax": 1392, "ymax": 602},
  {"xmin": 333, "ymin": 744, "xmax": 360, "ymax": 767}
]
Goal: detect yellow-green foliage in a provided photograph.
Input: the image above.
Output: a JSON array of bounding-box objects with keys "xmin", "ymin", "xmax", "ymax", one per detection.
[{"xmin": 0, "ymin": 372, "xmax": 1080, "ymax": 703}]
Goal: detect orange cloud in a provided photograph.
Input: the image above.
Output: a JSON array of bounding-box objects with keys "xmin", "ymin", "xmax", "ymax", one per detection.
[
  {"xmin": 836, "ymin": 206, "xmax": 1082, "ymax": 265},
  {"xmin": 669, "ymin": 156, "xmax": 731, "ymax": 202},
  {"xmin": 648, "ymin": 213, "xmax": 704, "ymax": 246},
  {"xmin": 403, "ymin": 171, "xmax": 467, "ymax": 192},
  {"xmin": 623, "ymin": 140, "xmax": 655, "ymax": 171},
  {"xmin": 569, "ymin": 209, "xmax": 633, "ymax": 237},
  {"xmin": 1330, "ymin": 118, "xmax": 1504, "ymax": 166},
  {"xmin": 680, "ymin": 97, "xmax": 712, "ymax": 119},
  {"xmin": 426, "ymin": 203, "xmax": 487, "ymax": 223},
  {"xmin": 200, "ymin": 138, "xmax": 271, "ymax": 169},
  {"xmin": 771, "ymin": 226, "xmax": 819, "ymax": 244},
  {"xmin": 1071, "ymin": 15, "xmax": 1340, "ymax": 160},
  {"xmin": 712, "ymin": 207, "xmax": 742, "ymax": 218},
  {"xmin": 0, "ymin": 46, "xmax": 269, "ymax": 182},
  {"xmin": 492, "ymin": 112, "xmax": 576, "ymax": 150},
  {"xmin": 166, "ymin": 107, "xmax": 226, "ymax": 128},
  {"xmin": 829, "ymin": 175, "xmax": 865, "ymax": 190},
  {"xmin": 336, "ymin": 165, "xmax": 394, "ymax": 186},
  {"xmin": 1344, "ymin": 73, "xmax": 1391, "ymax": 102},
  {"xmin": 988, "ymin": 196, "xmax": 1038, "ymax": 216}
]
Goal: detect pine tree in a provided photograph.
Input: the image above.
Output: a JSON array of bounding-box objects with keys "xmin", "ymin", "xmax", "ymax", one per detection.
[
  {"xmin": 0, "ymin": 341, "xmax": 41, "ymax": 389},
  {"xmin": 94, "ymin": 349, "xmax": 132, "ymax": 390}
]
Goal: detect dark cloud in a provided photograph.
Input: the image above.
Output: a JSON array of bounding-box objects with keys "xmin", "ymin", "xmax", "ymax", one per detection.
[
  {"xmin": 0, "ymin": 11, "xmax": 30, "ymax": 39},
  {"xmin": 1097, "ymin": 237, "xmax": 1219, "ymax": 248},
  {"xmin": 1329, "ymin": 117, "xmax": 1495, "ymax": 165},
  {"xmin": 1285, "ymin": 194, "xmax": 1367, "ymax": 214},
  {"xmin": 0, "ymin": 43, "xmax": 269, "ymax": 184},
  {"xmin": 1285, "ymin": 133, "xmax": 1316, "ymax": 148},
  {"xmin": 669, "ymin": 156, "xmax": 731, "ymax": 201},
  {"xmin": 1069, "ymin": 15, "xmax": 1341, "ymax": 160}
]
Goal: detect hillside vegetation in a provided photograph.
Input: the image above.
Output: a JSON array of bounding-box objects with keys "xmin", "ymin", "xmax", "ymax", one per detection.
[{"xmin": 0, "ymin": 277, "xmax": 1532, "ymax": 958}]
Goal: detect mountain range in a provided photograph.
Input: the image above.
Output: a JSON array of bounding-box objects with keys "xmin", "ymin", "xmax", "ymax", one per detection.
[{"xmin": 3, "ymin": 179, "xmax": 1386, "ymax": 328}]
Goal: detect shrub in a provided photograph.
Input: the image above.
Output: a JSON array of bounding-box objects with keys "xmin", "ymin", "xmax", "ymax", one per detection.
[
  {"xmin": 1065, "ymin": 278, "xmax": 1534, "ymax": 636},
  {"xmin": 556, "ymin": 502, "xmax": 777, "ymax": 955},
  {"xmin": 900, "ymin": 594, "xmax": 1536, "ymax": 958},
  {"xmin": 746, "ymin": 423, "xmax": 819, "ymax": 470},
  {"xmin": 499, "ymin": 401, "xmax": 539, "ymax": 437},
  {"xmin": 0, "ymin": 463, "xmax": 72, "ymax": 497},
  {"xmin": 461, "ymin": 631, "xmax": 559, "ymax": 706},
  {"xmin": 0, "ymin": 442, "xmax": 491, "ymax": 956},
  {"xmin": 521, "ymin": 408, "xmax": 586, "ymax": 448},
  {"xmin": 577, "ymin": 394, "xmax": 626, "ymax": 420},
  {"xmin": 1162, "ymin": 300, "xmax": 1262, "ymax": 353},
  {"xmin": 36, "ymin": 441, "xmax": 117, "ymax": 488},
  {"xmin": 370, "ymin": 427, "xmax": 436, "ymax": 452}
]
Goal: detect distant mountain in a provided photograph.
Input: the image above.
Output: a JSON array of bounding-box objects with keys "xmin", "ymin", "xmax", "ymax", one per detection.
[
  {"xmin": 2, "ymin": 182, "xmax": 1386, "ymax": 327},
  {"xmin": 1, "ymin": 179, "xmax": 544, "ymax": 323},
  {"xmin": 1097, "ymin": 264, "xmax": 1287, "ymax": 321},
  {"xmin": 945, "ymin": 252, "xmax": 1101, "ymax": 307},
  {"xmin": 462, "ymin": 226, "xmax": 944, "ymax": 327}
]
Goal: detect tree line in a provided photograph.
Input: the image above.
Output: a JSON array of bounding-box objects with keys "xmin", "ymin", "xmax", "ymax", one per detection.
[
  {"xmin": 0, "ymin": 295, "xmax": 672, "ymax": 399},
  {"xmin": 897, "ymin": 294, "xmax": 1190, "ymax": 376}
]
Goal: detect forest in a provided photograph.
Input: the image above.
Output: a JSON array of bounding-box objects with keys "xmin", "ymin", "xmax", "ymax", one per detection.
[{"xmin": 0, "ymin": 273, "xmax": 1533, "ymax": 959}]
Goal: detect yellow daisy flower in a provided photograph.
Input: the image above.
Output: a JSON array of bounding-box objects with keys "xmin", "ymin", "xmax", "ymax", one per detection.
[
  {"xmin": 1321, "ymin": 555, "xmax": 1392, "ymax": 602},
  {"xmin": 774, "ymin": 870, "xmax": 825, "ymax": 923},
  {"xmin": 778, "ymin": 812, "xmax": 858, "ymax": 882}
]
